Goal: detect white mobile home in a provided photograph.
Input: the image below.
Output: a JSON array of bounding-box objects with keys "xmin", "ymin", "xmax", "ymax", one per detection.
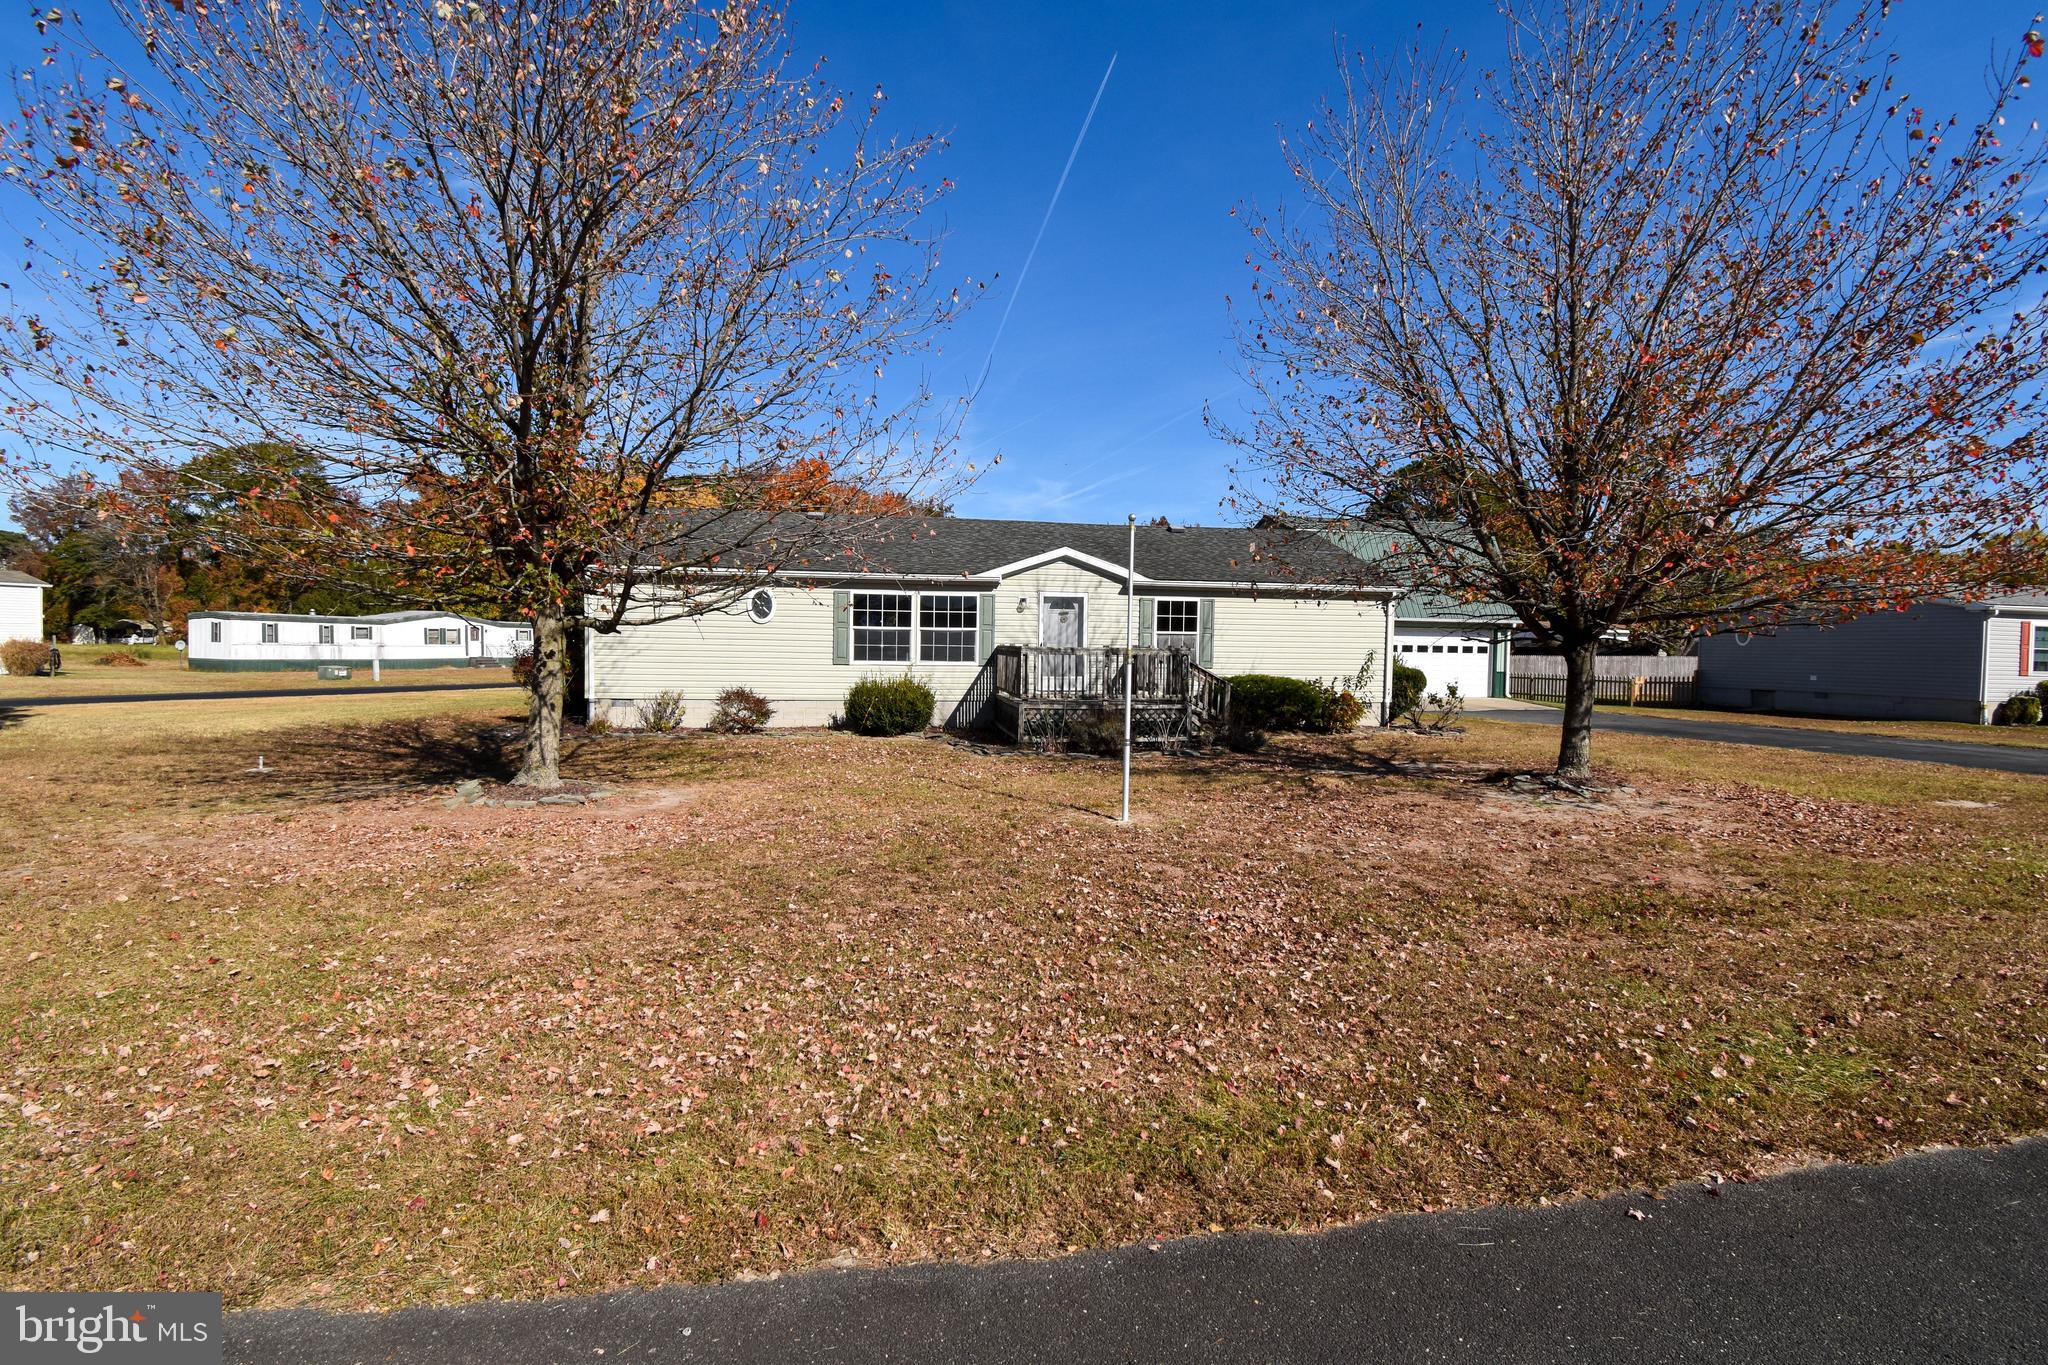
[
  {"xmin": 587, "ymin": 514, "xmax": 1400, "ymax": 730},
  {"xmin": 186, "ymin": 610, "xmax": 531, "ymax": 671},
  {"xmin": 0, "ymin": 568, "xmax": 48, "ymax": 661}
]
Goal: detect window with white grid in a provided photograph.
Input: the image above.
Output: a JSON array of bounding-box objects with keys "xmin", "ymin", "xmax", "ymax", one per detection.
[
  {"xmin": 919, "ymin": 594, "xmax": 979, "ymax": 663},
  {"xmin": 1155, "ymin": 598, "xmax": 1199, "ymax": 654},
  {"xmin": 852, "ymin": 592, "xmax": 913, "ymax": 663}
]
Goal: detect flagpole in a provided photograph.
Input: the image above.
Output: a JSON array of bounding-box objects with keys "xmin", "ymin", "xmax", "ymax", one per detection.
[{"xmin": 1121, "ymin": 513, "xmax": 1135, "ymax": 823}]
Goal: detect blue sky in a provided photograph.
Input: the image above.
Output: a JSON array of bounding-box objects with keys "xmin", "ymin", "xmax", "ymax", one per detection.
[
  {"xmin": 798, "ymin": 0, "xmax": 1513, "ymax": 526},
  {"xmin": 0, "ymin": 1, "xmax": 2020, "ymax": 529},
  {"xmin": 787, "ymin": 0, "xmax": 2019, "ymax": 525}
]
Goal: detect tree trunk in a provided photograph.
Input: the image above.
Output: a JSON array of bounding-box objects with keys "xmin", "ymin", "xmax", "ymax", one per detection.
[
  {"xmin": 514, "ymin": 607, "xmax": 567, "ymax": 788},
  {"xmin": 1556, "ymin": 636, "xmax": 1600, "ymax": 783}
]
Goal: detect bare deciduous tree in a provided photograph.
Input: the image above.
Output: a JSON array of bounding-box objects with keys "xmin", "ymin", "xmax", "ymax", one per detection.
[
  {"xmin": 0, "ymin": 0, "xmax": 972, "ymax": 784},
  {"xmin": 1219, "ymin": 0, "xmax": 2048, "ymax": 781}
]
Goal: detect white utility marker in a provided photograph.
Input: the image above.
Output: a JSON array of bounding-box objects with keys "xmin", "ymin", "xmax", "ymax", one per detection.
[{"xmin": 1121, "ymin": 513, "xmax": 1135, "ymax": 824}]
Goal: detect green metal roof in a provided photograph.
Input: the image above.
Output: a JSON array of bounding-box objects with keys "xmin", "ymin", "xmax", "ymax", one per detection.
[{"xmin": 1309, "ymin": 524, "xmax": 1517, "ymax": 623}]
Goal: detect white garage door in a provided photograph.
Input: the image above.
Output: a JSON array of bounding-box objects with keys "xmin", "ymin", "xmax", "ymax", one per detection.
[{"xmin": 1395, "ymin": 628, "xmax": 1494, "ymax": 699}]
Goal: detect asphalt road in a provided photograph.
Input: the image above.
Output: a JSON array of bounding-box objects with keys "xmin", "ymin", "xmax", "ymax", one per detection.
[
  {"xmin": 1481, "ymin": 706, "xmax": 2048, "ymax": 775},
  {"xmin": 230, "ymin": 1138, "xmax": 2048, "ymax": 1364},
  {"xmin": 0, "ymin": 680, "xmax": 519, "ymax": 708}
]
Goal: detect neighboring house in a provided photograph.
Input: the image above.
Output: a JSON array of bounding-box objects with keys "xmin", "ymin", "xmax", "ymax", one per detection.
[
  {"xmin": 186, "ymin": 610, "xmax": 531, "ymax": 671},
  {"xmin": 1695, "ymin": 591, "xmax": 2048, "ymax": 723},
  {"xmin": 1290, "ymin": 522, "xmax": 1517, "ymax": 699},
  {"xmin": 0, "ymin": 568, "xmax": 49, "ymax": 667},
  {"xmin": 69, "ymin": 618, "xmax": 161, "ymax": 646},
  {"xmin": 586, "ymin": 515, "xmax": 1400, "ymax": 729}
]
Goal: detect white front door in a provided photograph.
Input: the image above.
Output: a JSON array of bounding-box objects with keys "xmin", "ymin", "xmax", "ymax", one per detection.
[
  {"xmin": 1040, "ymin": 595, "xmax": 1086, "ymax": 648},
  {"xmin": 1039, "ymin": 595, "xmax": 1087, "ymax": 693}
]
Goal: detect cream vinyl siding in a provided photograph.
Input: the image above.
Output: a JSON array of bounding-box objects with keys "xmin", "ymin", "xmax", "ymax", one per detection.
[
  {"xmin": 1206, "ymin": 594, "xmax": 1390, "ymax": 684},
  {"xmin": 994, "ymin": 560, "xmax": 1122, "ymax": 648},
  {"xmin": 587, "ymin": 584, "xmax": 988, "ymax": 725},
  {"xmin": 585, "ymin": 569, "xmax": 1400, "ymax": 728}
]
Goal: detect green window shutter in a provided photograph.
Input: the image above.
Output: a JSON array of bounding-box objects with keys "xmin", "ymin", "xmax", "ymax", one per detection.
[
  {"xmin": 978, "ymin": 592, "xmax": 995, "ymax": 659},
  {"xmin": 1138, "ymin": 597, "xmax": 1155, "ymax": 647},
  {"xmin": 832, "ymin": 590, "xmax": 851, "ymax": 665},
  {"xmin": 1197, "ymin": 599, "xmax": 1215, "ymax": 668}
]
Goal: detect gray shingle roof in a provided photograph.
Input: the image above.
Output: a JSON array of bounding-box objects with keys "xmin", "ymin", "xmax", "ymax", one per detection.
[
  {"xmin": 648, "ymin": 512, "xmax": 1385, "ymax": 587},
  {"xmin": 0, "ymin": 567, "xmax": 49, "ymax": 588},
  {"xmin": 1982, "ymin": 589, "xmax": 2048, "ymax": 612}
]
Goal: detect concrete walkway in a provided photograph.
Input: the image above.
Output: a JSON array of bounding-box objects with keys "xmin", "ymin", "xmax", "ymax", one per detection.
[
  {"xmin": 1480, "ymin": 706, "xmax": 2048, "ymax": 775},
  {"xmin": 1460, "ymin": 694, "xmax": 1551, "ymax": 712},
  {"xmin": 230, "ymin": 1139, "xmax": 2048, "ymax": 1364}
]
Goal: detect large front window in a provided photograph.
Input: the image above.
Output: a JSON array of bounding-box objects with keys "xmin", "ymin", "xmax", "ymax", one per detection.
[
  {"xmin": 852, "ymin": 592, "xmax": 912, "ymax": 662},
  {"xmin": 1155, "ymin": 598, "xmax": 1199, "ymax": 654},
  {"xmin": 919, "ymin": 594, "xmax": 979, "ymax": 663}
]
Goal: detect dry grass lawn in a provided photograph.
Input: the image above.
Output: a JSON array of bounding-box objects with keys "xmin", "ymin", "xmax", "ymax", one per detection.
[
  {"xmin": 1, "ymin": 695, "xmax": 2044, "ymax": 1309},
  {"xmin": 0, "ymin": 645, "xmax": 512, "ymax": 699}
]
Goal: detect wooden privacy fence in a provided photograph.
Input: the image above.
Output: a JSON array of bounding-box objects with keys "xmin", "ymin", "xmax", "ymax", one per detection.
[{"xmin": 1510, "ymin": 654, "xmax": 1698, "ymax": 706}]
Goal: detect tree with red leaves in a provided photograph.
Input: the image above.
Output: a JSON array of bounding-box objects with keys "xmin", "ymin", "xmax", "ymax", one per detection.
[
  {"xmin": 1219, "ymin": 0, "xmax": 2048, "ymax": 782},
  {"xmin": 0, "ymin": 0, "xmax": 971, "ymax": 785}
]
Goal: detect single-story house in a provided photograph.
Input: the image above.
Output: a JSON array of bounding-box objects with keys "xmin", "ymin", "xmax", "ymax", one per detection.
[
  {"xmin": 186, "ymin": 609, "xmax": 531, "ymax": 671},
  {"xmin": 1695, "ymin": 590, "xmax": 2048, "ymax": 723},
  {"xmin": 586, "ymin": 515, "xmax": 1400, "ymax": 730},
  {"xmin": 0, "ymin": 568, "xmax": 49, "ymax": 666},
  {"xmin": 1280, "ymin": 520, "xmax": 1517, "ymax": 699}
]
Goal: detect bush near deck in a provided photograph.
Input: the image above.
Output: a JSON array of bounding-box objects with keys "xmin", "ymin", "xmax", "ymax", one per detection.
[
  {"xmin": 842, "ymin": 675, "xmax": 935, "ymax": 735},
  {"xmin": 1227, "ymin": 674, "xmax": 1334, "ymax": 732}
]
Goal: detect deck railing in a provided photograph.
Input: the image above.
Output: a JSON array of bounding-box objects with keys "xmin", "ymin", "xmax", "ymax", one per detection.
[
  {"xmin": 984, "ymin": 644, "xmax": 1233, "ymax": 746},
  {"xmin": 993, "ymin": 644, "xmax": 1202, "ymax": 701}
]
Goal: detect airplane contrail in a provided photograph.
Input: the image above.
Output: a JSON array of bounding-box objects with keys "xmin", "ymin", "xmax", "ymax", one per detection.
[{"xmin": 969, "ymin": 52, "xmax": 1118, "ymax": 403}]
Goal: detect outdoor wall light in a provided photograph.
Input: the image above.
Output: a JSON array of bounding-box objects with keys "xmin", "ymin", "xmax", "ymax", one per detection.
[{"xmin": 1016, "ymin": 595, "xmax": 1029, "ymax": 613}]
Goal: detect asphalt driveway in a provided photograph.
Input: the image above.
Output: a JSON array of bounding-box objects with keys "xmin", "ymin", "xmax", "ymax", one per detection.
[
  {"xmin": 230, "ymin": 1138, "xmax": 2048, "ymax": 1364},
  {"xmin": 1481, "ymin": 706, "xmax": 2048, "ymax": 775}
]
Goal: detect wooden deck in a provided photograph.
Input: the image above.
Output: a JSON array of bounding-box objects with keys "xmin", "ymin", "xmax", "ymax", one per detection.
[{"xmin": 980, "ymin": 645, "xmax": 1232, "ymax": 750}]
